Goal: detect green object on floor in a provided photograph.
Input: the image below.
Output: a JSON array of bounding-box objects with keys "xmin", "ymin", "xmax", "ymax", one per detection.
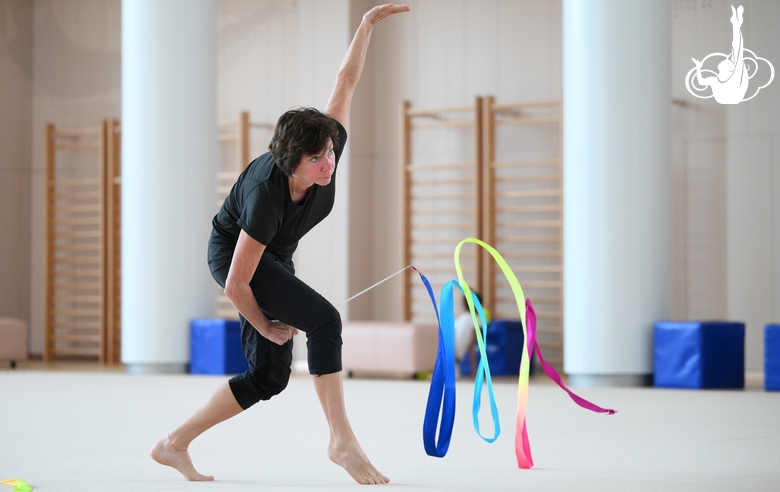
[{"xmin": 0, "ymin": 479, "xmax": 32, "ymax": 492}]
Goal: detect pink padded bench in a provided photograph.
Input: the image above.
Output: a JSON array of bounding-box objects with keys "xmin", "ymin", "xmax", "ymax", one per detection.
[
  {"xmin": 341, "ymin": 321, "xmax": 438, "ymax": 378},
  {"xmin": 0, "ymin": 318, "xmax": 28, "ymax": 369}
]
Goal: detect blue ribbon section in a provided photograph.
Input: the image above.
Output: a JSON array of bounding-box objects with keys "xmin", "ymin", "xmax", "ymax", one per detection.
[
  {"xmin": 418, "ymin": 270, "xmax": 455, "ymax": 457},
  {"xmin": 418, "ymin": 268, "xmax": 501, "ymax": 458}
]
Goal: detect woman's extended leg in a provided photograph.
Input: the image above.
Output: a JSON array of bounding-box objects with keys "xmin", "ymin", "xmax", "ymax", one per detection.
[
  {"xmin": 150, "ymin": 382, "xmax": 243, "ymax": 481},
  {"xmin": 313, "ymin": 372, "xmax": 389, "ymax": 485}
]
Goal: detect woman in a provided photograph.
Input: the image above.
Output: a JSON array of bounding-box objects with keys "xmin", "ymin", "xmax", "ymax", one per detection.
[{"xmin": 151, "ymin": 4, "xmax": 409, "ymax": 485}]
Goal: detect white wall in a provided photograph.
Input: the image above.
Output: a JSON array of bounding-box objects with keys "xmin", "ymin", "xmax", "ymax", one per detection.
[
  {"xmin": 26, "ymin": 0, "xmax": 121, "ymax": 355},
  {"xmin": 0, "ymin": 0, "xmax": 32, "ymax": 326},
  {"xmin": 217, "ymin": 0, "xmax": 352, "ymax": 369},
  {"xmin": 726, "ymin": 0, "xmax": 780, "ymax": 370},
  {"xmin": 672, "ymin": 0, "xmax": 780, "ymax": 370},
  {"xmin": 363, "ymin": 0, "xmax": 563, "ymax": 321},
  {"xmin": 346, "ymin": 0, "xmax": 376, "ymax": 321},
  {"xmin": 290, "ymin": 0, "xmax": 351, "ymax": 313},
  {"xmin": 8, "ymin": 0, "xmax": 779, "ymax": 371},
  {"xmin": 216, "ymin": 0, "xmax": 351, "ymax": 307},
  {"xmin": 20, "ymin": 0, "xmax": 354, "ymax": 358}
]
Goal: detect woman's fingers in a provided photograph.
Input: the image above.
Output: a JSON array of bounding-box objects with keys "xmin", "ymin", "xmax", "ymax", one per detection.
[
  {"xmin": 262, "ymin": 320, "xmax": 300, "ymax": 345},
  {"xmin": 364, "ymin": 4, "xmax": 410, "ymax": 26},
  {"xmin": 279, "ymin": 324, "xmax": 298, "ymax": 342}
]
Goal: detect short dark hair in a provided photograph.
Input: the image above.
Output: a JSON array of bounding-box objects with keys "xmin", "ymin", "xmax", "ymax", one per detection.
[{"xmin": 269, "ymin": 107, "xmax": 340, "ymax": 177}]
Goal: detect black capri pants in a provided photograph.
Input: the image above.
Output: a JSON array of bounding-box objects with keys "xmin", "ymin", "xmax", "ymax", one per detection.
[{"xmin": 208, "ymin": 251, "xmax": 343, "ymax": 410}]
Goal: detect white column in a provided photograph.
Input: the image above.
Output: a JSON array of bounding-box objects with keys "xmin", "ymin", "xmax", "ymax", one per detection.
[
  {"xmin": 121, "ymin": 0, "xmax": 218, "ymax": 373},
  {"xmin": 563, "ymin": 0, "xmax": 672, "ymax": 386}
]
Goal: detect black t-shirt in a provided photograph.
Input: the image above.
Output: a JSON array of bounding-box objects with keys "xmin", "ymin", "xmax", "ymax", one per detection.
[{"xmin": 208, "ymin": 121, "xmax": 347, "ymax": 265}]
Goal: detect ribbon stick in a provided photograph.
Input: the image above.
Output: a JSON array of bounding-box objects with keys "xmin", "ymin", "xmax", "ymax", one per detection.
[
  {"xmin": 0, "ymin": 479, "xmax": 32, "ymax": 492},
  {"xmin": 454, "ymin": 238, "xmax": 616, "ymax": 469},
  {"xmin": 336, "ymin": 265, "xmax": 412, "ymax": 307}
]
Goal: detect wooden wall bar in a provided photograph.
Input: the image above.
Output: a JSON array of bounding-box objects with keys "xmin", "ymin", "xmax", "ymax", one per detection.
[
  {"xmin": 484, "ymin": 98, "xmax": 564, "ymax": 368},
  {"xmin": 43, "ymin": 112, "xmax": 264, "ymax": 362},
  {"xmin": 44, "ymin": 122, "xmax": 117, "ymax": 362},
  {"xmin": 401, "ymin": 98, "xmax": 484, "ymax": 324},
  {"xmin": 401, "ymin": 97, "xmax": 564, "ymax": 368}
]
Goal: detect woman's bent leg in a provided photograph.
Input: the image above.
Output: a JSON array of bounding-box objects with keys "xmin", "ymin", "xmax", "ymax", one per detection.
[
  {"xmin": 245, "ymin": 257, "xmax": 387, "ymax": 484},
  {"xmin": 150, "ymin": 382, "xmax": 243, "ymax": 481},
  {"xmin": 313, "ymin": 372, "xmax": 390, "ymax": 485},
  {"xmin": 201, "ymin": 253, "xmax": 388, "ymax": 484}
]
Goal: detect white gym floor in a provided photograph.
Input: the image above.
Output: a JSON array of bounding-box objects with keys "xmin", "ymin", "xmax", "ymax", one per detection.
[{"xmin": 1, "ymin": 368, "xmax": 778, "ymax": 491}]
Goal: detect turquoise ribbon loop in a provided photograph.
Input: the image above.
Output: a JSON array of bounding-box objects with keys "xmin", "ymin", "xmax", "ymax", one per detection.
[{"xmin": 458, "ymin": 285, "xmax": 500, "ymax": 443}]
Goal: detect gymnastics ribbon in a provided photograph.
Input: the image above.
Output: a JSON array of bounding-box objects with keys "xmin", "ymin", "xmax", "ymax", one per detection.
[
  {"xmin": 462, "ymin": 284, "xmax": 501, "ymax": 443},
  {"xmin": 454, "ymin": 238, "xmax": 616, "ymax": 469},
  {"xmin": 416, "ymin": 267, "xmax": 455, "ymax": 457},
  {"xmin": 0, "ymin": 479, "xmax": 32, "ymax": 492},
  {"xmin": 418, "ymin": 267, "xmax": 501, "ymax": 458}
]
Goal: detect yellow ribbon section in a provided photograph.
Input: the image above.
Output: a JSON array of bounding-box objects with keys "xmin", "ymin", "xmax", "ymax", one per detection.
[
  {"xmin": 454, "ymin": 237, "xmax": 531, "ymax": 420},
  {"xmin": 0, "ymin": 479, "xmax": 32, "ymax": 492},
  {"xmin": 455, "ymin": 237, "xmax": 531, "ymax": 392}
]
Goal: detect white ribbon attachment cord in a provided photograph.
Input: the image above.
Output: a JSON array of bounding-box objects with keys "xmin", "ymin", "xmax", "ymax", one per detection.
[{"xmin": 335, "ymin": 265, "xmax": 413, "ymax": 307}]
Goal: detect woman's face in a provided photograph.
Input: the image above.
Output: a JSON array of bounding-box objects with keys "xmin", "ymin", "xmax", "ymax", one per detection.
[{"xmin": 292, "ymin": 138, "xmax": 335, "ymax": 187}]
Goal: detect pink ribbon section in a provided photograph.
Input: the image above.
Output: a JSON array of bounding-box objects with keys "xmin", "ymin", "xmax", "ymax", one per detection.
[
  {"xmin": 515, "ymin": 300, "xmax": 616, "ymax": 468},
  {"xmin": 525, "ymin": 299, "xmax": 617, "ymax": 415}
]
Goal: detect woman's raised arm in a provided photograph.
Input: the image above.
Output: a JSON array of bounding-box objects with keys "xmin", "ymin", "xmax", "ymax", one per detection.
[{"xmin": 325, "ymin": 3, "xmax": 409, "ymax": 128}]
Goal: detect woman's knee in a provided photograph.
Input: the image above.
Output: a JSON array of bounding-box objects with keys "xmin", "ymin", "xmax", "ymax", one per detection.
[
  {"xmin": 305, "ymin": 308, "xmax": 342, "ymax": 376},
  {"xmin": 252, "ymin": 365, "xmax": 292, "ymax": 400},
  {"xmin": 229, "ymin": 364, "xmax": 292, "ymax": 409},
  {"xmin": 306, "ymin": 304, "xmax": 342, "ymax": 342}
]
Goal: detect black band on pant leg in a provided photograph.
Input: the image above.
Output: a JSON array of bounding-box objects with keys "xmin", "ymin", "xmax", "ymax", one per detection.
[
  {"xmin": 228, "ymin": 351, "xmax": 292, "ymax": 410},
  {"xmin": 305, "ymin": 308, "xmax": 343, "ymax": 376},
  {"xmin": 228, "ymin": 373, "xmax": 262, "ymax": 410},
  {"xmin": 229, "ymin": 313, "xmax": 293, "ymax": 408}
]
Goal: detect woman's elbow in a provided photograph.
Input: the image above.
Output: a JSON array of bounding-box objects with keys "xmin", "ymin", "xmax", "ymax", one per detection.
[{"xmin": 223, "ymin": 281, "xmax": 242, "ymax": 302}]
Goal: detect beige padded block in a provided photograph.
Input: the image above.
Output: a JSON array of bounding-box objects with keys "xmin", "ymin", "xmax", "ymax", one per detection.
[
  {"xmin": 0, "ymin": 317, "xmax": 28, "ymax": 361},
  {"xmin": 342, "ymin": 322, "xmax": 438, "ymax": 375}
]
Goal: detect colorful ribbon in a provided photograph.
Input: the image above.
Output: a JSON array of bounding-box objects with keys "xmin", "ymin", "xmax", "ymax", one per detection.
[
  {"xmin": 0, "ymin": 479, "xmax": 32, "ymax": 492},
  {"xmin": 418, "ymin": 268, "xmax": 501, "ymax": 458},
  {"xmin": 417, "ymin": 267, "xmax": 455, "ymax": 457},
  {"xmin": 418, "ymin": 238, "xmax": 616, "ymax": 468},
  {"xmin": 459, "ymin": 283, "xmax": 500, "ymax": 445}
]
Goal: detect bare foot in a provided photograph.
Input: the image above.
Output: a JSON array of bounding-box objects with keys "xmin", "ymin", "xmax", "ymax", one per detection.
[
  {"xmin": 150, "ymin": 437, "xmax": 214, "ymax": 481},
  {"xmin": 328, "ymin": 439, "xmax": 389, "ymax": 485}
]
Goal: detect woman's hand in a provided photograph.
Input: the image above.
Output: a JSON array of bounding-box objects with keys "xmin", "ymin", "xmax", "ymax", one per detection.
[
  {"xmin": 261, "ymin": 319, "xmax": 299, "ymax": 345},
  {"xmin": 362, "ymin": 3, "xmax": 410, "ymax": 28},
  {"xmin": 326, "ymin": 3, "xmax": 409, "ymax": 127}
]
